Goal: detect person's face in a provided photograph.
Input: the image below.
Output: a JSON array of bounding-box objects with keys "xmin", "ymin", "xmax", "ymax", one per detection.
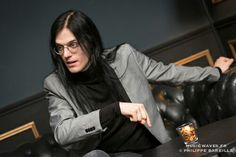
[{"xmin": 55, "ymin": 28, "xmax": 90, "ymax": 73}]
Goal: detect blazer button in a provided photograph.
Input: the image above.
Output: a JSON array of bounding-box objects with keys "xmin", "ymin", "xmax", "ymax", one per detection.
[{"xmin": 85, "ymin": 127, "xmax": 95, "ymax": 133}]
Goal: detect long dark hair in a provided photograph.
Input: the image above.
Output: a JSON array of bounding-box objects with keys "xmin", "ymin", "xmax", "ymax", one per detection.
[{"xmin": 49, "ymin": 10, "xmax": 118, "ymax": 113}]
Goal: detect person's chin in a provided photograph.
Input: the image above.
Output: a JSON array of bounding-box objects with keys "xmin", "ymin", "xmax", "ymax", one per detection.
[{"xmin": 68, "ymin": 67, "xmax": 82, "ymax": 73}]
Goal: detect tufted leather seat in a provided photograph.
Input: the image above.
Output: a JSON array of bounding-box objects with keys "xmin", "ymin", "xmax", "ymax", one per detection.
[
  {"xmin": 0, "ymin": 134, "xmax": 68, "ymax": 157},
  {"xmin": 185, "ymin": 71, "xmax": 236, "ymax": 125},
  {"xmin": 152, "ymin": 83, "xmax": 199, "ymax": 138},
  {"xmin": 152, "ymin": 71, "xmax": 236, "ymax": 139}
]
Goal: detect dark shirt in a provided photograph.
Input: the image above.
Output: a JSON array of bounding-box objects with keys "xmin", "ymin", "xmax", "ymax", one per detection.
[{"xmin": 76, "ymin": 65, "xmax": 160, "ymax": 153}]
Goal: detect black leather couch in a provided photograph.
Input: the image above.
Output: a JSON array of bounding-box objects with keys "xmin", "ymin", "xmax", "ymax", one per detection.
[
  {"xmin": 1, "ymin": 71, "xmax": 236, "ymax": 157},
  {"xmin": 152, "ymin": 71, "xmax": 236, "ymax": 139},
  {"xmin": 0, "ymin": 133, "xmax": 68, "ymax": 157}
]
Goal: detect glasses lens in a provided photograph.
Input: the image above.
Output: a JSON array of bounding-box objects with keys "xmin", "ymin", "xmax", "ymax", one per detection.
[
  {"xmin": 67, "ymin": 41, "xmax": 79, "ymax": 53},
  {"xmin": 54, "ymin": 48, "xmax": 61, "ymax": 55}
]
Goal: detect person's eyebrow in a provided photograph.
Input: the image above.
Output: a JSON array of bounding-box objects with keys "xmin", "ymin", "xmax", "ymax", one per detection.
[{"xmin": 55, "ymin": 39, "xmax": 77, "ymax": 45}]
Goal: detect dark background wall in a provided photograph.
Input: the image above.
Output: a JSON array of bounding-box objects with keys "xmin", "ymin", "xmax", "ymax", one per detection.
[
  {"xmin": 0, "ymin": 0, "xmax": 235, "ymax": 109},
  {"xmin": 0, "ymin": 0, "xmax": 209, "ymax": 108}
]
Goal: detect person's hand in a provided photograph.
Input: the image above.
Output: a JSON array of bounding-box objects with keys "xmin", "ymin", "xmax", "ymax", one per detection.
[
  {"xmin": 214, "ymin": 57, "xmax": 234, "ymax": 73},
  {"xmin": 119, "ymin": 102, "xmax": 152, "ymax": 127}
]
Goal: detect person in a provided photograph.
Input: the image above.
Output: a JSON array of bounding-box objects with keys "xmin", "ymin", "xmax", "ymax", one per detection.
[{"xmin": 44, "ymin": 10, "xmax": 234, "ymax": 157}]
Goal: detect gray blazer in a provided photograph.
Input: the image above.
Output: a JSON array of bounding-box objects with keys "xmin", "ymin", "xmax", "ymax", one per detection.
[{"xmin": 44, "ymin": 44, "xmax": 220, "ymax": 154}]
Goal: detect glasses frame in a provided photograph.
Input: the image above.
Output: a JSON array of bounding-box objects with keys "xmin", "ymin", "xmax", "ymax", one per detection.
[{"xmin": 54, "ymin": 40, "xmax": 80, "ymax": 55}]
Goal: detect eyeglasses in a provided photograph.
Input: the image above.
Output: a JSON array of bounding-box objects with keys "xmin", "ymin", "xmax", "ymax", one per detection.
[{"xmin": 54, "ymin": 40, "xmax": 80, "ymax": 55}]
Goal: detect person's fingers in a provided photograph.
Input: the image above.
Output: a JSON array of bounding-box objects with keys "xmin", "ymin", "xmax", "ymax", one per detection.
[
  {"xmin": 120, "ymin": 102, "xmax": 152, "ymax": 127},
  {"xmin": 129, "ymin": 114, "xmax": 137, "ymax": 122},
  {"xmin": 146, "ymin": 114, "xmax": 152, "ymax": 128},
  {"xmin": 214, "ymin": 57, "xmax": 234, "ymax": 73},
  {"xmin": 133, "ymin": 106, "xmax": 143, "ymax": 122},
  {"xmin": 132, "ymin": 110, "xmax": 138, "ymax": 122},
  {"xmin": 228, "ymin": 58, "xmax": 234, "ymax": 65},
  {"xmin": 130, "ymin": 117, "xmax": 134, "ymax": 122},
  {"xmin": 136, "ymin": 110, "xmax": 142, "ymax": 122},
  {"xmin": 140, "ymin": 115, "xmax": 147, "ymax": 125},
  {"xmin": 224, "ymin": 58, "xmax": 234, "ymax": 64},
  {"xmin": 225, "ymin": 58, "xmax": 234, "ymax": 71},
  {"xmin": 139, "ymin": 104, "xmax": 152, "ymax": 127},
  {"xmin": 140, "ymin": 111, "xmax": 147, "ymax": 121}
]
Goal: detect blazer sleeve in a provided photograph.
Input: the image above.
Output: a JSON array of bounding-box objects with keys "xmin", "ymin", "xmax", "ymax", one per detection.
[
  {"xmin": 43, "ymin": 74, "xmax": 105, "ymax": 148},
  {"xmin": 126, "ymin": 44, "xmax": 220, "ymax": 84}
]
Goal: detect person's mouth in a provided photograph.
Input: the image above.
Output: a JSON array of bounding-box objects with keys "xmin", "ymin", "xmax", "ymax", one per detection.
[{"xmin": 66, "ymin": 60, "xmax": 77, "ymax": 67}]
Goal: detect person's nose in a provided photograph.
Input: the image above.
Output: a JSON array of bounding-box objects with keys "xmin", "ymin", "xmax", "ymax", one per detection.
[{"xmin": 62, "ymin": 46, "xmax": 72, "ymax": 58}]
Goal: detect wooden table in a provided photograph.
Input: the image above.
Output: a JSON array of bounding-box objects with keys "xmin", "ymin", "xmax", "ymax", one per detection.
[{"xmin": 143, "ymin": 115, "xmax": 236, "ymax": 157}]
